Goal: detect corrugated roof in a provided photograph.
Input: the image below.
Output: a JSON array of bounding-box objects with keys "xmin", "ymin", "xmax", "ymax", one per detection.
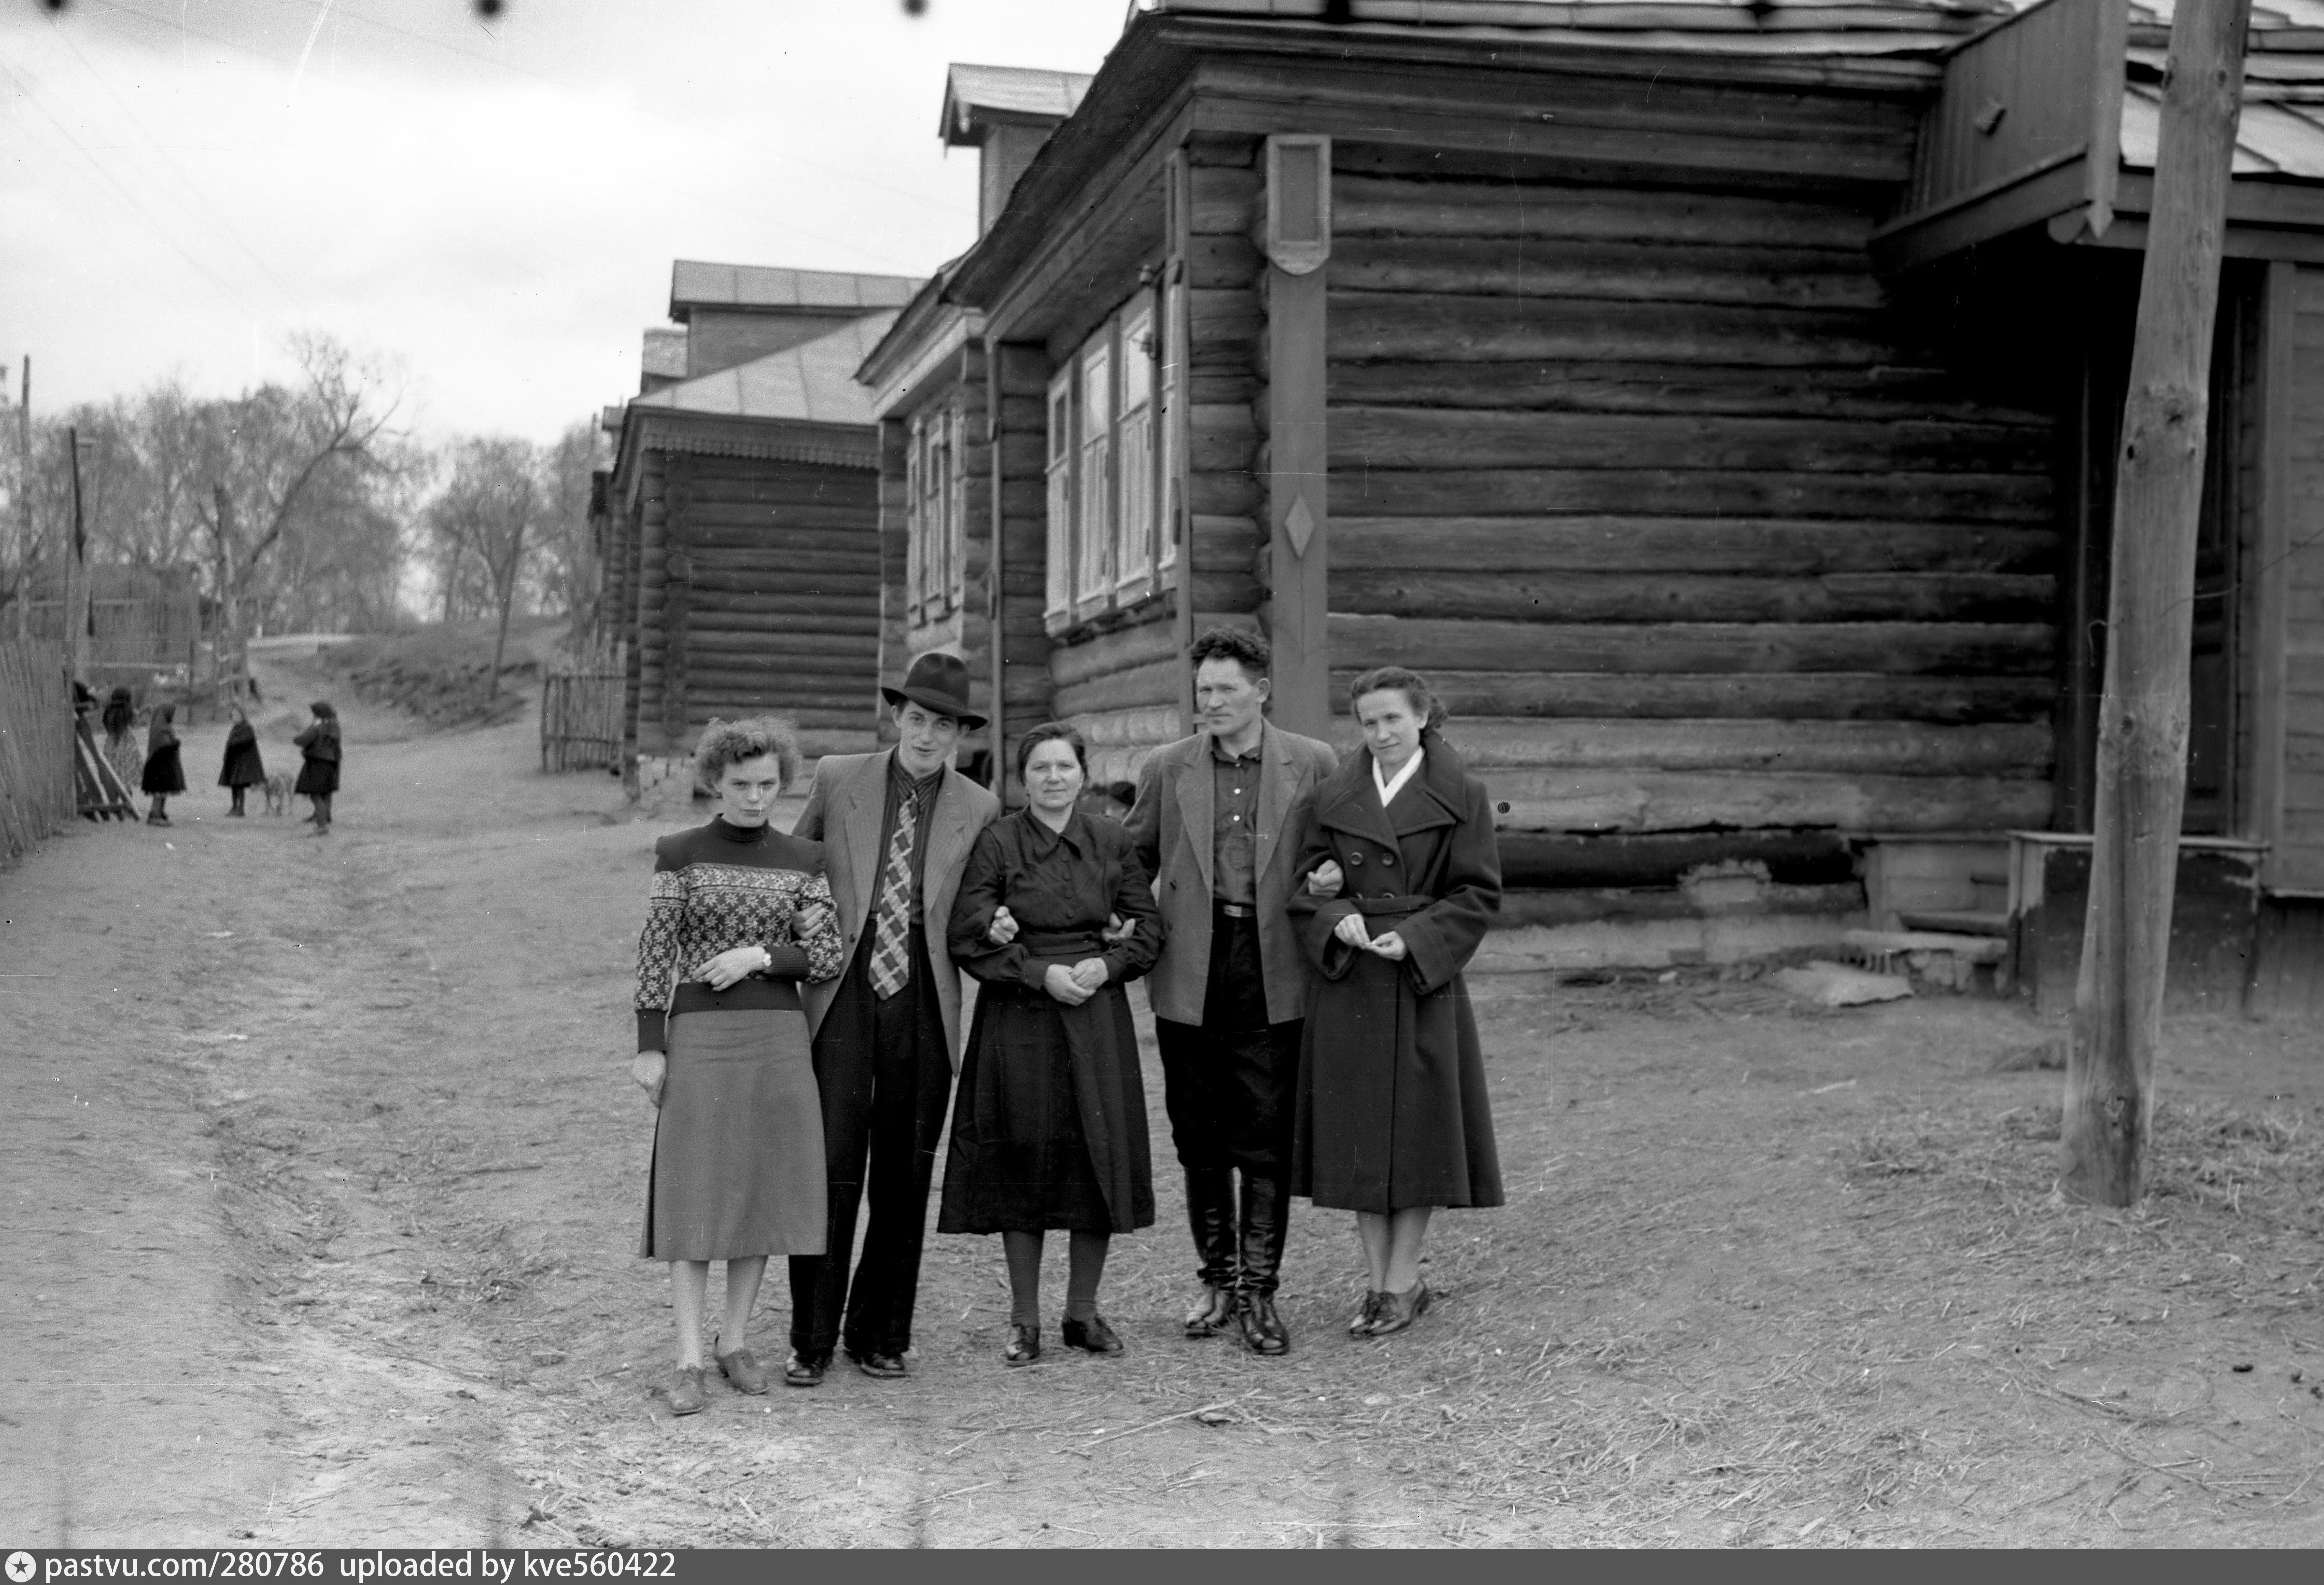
[
  {"xmin": 942, "ymin": 63, "xmax": 1094, "ymax": 143},
  {"xmin": 630, "ymin": 312, "xmax": 901, "ymax": 427},
  {"xmin": 1145, "ymin": 0, "xmax": 2009, "ymax": 52},
  {"xmin": 641, "ymin": 326, "xmax": 687, "ymax": 380},
  {"xmin": 668, "ymin": 261, "xmax": 922, "ymax": 316}
]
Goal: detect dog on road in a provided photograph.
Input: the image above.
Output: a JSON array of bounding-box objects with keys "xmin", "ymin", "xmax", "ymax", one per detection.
[{"xmin": 262, "ymin": 772, "xmax": 292, "ymax": 816}]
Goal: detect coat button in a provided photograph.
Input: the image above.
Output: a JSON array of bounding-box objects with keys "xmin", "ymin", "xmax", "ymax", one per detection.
[
  {"xmin": 1349, "ymin": 853, "xmax": 1363, "ymax": 866},
  {"xmin": 1382, "ymin": 854, "xmax": 1396, "ymax": 865}
]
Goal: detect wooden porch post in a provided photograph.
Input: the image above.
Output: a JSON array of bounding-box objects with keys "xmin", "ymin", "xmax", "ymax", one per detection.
[
  {"xmin": 2064, "ymin": 0, "xmax": 2253, "ymax": 1206},
  {"xmin": 1263, "ymin": 134, "xmax": 1331, "ymax": 739}
]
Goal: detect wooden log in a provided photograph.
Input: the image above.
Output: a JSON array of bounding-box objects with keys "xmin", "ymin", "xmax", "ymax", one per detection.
[
  {"xmin": 1192, "ymin": 372, "xmax": 1260, "ymax": 406},
  {"xmin": 1191, "ymin": 570, "xmax": 1264, "ymax": 613},
  {"xmin": 1329, "ymin": 614, "xmax": 2057, "ymax": 676},
  {"xmin": 1329, "ymin": 516, "xmax": 2059, "ymax": 576},
  {"xmin": 1482, "ymin": 769, "xmax": 2054, "ymax": 835},
  {"xmin": 1190, "ymin": 233, "xmax": 1264, "ymax": 291},
  {"xmin": 1495, "ymin": 883, "xmax": 1866, "ymax": 928},
  {"xmin": 1332, "ymin": 291, "xmax": 1894, "ymax": 368},
  {"xmin": 1330, "ymin": 569, "xmax": 2057, "ymax": 624},
  {"xmin": 1326, "ymin": 359, "xmax": 2053, "ymax": 428},
  {"xmin": 1330, "ymin": 176, "xmax": 1873, "ymax": 249},
  {"xmin": 1352, "ymin": 716, "xmax": 2054, "ymax": 777},
  {"xmin": 669, "ymin": 476, "xmax": 878, "ymax": 510},
  {"xmin": 1332, "ymin": 469, "xmax": 2053, "ymax": 523},
  {"xmin": 1052, "ymin": 656, "xmax": 1180, "ymax": 719},
  {"xmin": 1048, "ymin": 616, "xmax": 1181, "ymax": 687},
  {"xmin": 683, "ymin": 630, "xmax": 880, "ymax": 657},
  {"xmin": 1192, "ymin": 516, "xmax": 1261, "ymax": 570},
  {"xmin": 672, "ymin": 605, "xmax": 883, "ymax": 634},
  {"xmin": 1496, "ymin": 829, "xmax": 1859, "ymax": 890},
  {"xmin": 1328, "ymin": 236, "xmax": 1885, "ymax": 311},
  {"xmin": 1190, "ymin": 471, "xmax": 1264, "ymax": 517},
  {"xmin": 1065, "ymin": 703, "xmax": 1186, "ymax": 748},
  {"xmin": 1190, "ymin": 166, "xmax": 1258, "ymax": 235}
]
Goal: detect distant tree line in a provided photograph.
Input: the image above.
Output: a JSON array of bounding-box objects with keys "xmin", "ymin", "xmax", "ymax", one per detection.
[{"xmin": 0, "ymin": 334, "xmax": 601, "ymax": 652}]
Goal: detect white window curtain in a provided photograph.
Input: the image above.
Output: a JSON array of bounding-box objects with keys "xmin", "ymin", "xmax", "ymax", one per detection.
[
  {"xmin": 1116, "ymin": 299, "xmax": 1154, "ymax": 595},
  {"xmin": 1158, "ymin": 278, "xmax": 1183, "ymax": 580},
  {"xmin": 1075, "ymin": 338, "xmax": 1113, "ymax": 613}
]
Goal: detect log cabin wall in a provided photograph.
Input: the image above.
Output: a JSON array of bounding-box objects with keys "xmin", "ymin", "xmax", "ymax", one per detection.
[
  {"xmin": 2274, "ymin": 265, "xmax": 2324, "ymax": 890},
  {"xmin": 632, "ymin": 448, "xmax": 883, "ymax": 758},
  {"xmin": 900, "ymin": 347, "xmax": 996, "ymax": 744},
  {"xmin": 992, "ymin": 342, "xmax": 1058, "ymax": 792},
  {"xmin": 1319, "ymin": 139, "xmax": 2062, "ymax": 889},
  {"xmin": 874, "ymin": 417, "xmax": 910, "ymax": 749}
]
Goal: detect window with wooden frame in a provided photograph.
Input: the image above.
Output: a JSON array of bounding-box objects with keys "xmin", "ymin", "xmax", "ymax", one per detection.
[
  {"xmin": 1075, "ymin": 338, "xmax": 1114, "ymax": 616},
  {"xmin": 1044, "ymin": 368, "xmax": 1074, "ymax": 626},
  {"xmin": 1115, "ymin": 298, "xmax": 1155, "ymax": 599},
  {"xmin": 1157, "ymin": 276, "xmax": 1183, "ymax": 583},
  {"xmin": 907, "ymin": 406, "xmax": 961, "ymax": 623}
]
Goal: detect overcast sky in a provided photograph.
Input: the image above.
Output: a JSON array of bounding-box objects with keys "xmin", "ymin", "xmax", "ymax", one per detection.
[{"xmin": 0, "ymin": 0, "xmax": 1127, "ymax": 445}]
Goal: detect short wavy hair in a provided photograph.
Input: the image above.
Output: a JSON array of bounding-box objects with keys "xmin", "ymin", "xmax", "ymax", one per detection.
[
  {"xmin": 1015, "ymin": 721, "xmax": 1089, "ymax": 782},
  {"xmin": 697, "ymin": 714, "xmax": 802, "ymax": 790},
  {"xmin": 1188, "ymin": 625, "xmax": 1270, "ymax": 680},
  {"xmin": 1349, "ymin": 665, "xmax": 1447, "ymax": 732}
]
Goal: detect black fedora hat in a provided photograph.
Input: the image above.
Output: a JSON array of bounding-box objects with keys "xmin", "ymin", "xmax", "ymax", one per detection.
[{"xmin": 881, "ymin": 651, "xmax": 987, "ymax": 731}]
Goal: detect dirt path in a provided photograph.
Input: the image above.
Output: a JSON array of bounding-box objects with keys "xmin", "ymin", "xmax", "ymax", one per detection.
[{"xmin": 4, "ymin": 666, "xmax": 2322, "ymax": 1547}]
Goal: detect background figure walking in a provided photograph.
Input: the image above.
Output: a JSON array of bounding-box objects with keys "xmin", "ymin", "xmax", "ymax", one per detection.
[
  {"xmin": 140, "ymin": 702, "xmax": 185, "ymax": 827},
  {"xmin": 294, "ymin": 701, "xmax": 341, "ymax": 834},
  {"xmin": 941, "ymin": 724, "xmax": 1161, "ymax": 1366},
  {"xmin": 786, "ymin": 653, "xmax": 999, "ymax": 1386},
  {"xmin": 101, "ymin": 687, "xmax": 142, "ymax": 797},
  {"xmin": 1289, "ymin": 667, "xmax": 1502, "ymax": 1340},
  {"xmin": 1126, "ymin": 627, "xmax": 1336, "ymax": 1355},
  {"xmin": 631, "ymin": 717, "xmax": 843, "ymax": 1415},
  {"xmin": 219, "ymin": 705, "xmax": 266, "ymax": 817}
]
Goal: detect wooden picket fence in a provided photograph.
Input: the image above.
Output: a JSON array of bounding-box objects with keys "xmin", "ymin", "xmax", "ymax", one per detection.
[
  {"xmin": 541, "ymin": 667, "xmax": 624, "ymax": 772},
  {"xmin": 0, "ymin": 640, "xmax": 75, "ymax": 865}
]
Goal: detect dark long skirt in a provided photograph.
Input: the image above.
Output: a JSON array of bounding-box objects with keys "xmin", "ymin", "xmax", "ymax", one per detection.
[
  {"xmin": 937, "ymin": 982, "xmax": 1154, "ymax": 1235},
  {"xmin": 640, "ymin": 1008, "xmax": 827, "ymax": 1261},
  {"xmin": 294, "ymin": 756, "xmax": 338, "ymax": 796},
  {"xmin": 140, "ymin": 745, "xmax": 185, "ymax": 796}
]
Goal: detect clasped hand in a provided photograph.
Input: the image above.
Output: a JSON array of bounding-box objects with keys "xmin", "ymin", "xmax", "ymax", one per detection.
[
  {"xmin": 1331, "ymin": 911, "xmax": 1408, "ymax": 961},
  {"xmin": 692, "ymin": 945, "xmax": 769, "ymax": 990},
  {"xmin": 988, "ymin": 905, "xmax": 1132, "ymax": 947},
  {"xmin": 1043, "ymin": 958, "xmax": 1109, "ymax": 1005}
]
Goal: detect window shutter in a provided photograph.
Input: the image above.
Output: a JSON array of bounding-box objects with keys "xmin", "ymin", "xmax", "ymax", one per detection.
[
  {"xmin": 905, "ymin": 417, "xmax": 925, "ymax": 621},
  {"xmin": 1158, "ymin": 276, "xmax": 1184, "ymax": 580},
  {"xmin": 1044, "ymin": 366, "xmax": 1074, "ymax": 629},
  {"xmin": 1076, "ymin": 336, "xmax": 1113, "ymax": 614},
  {"xmin": 1116, "ymin": 299, "xmax": 1154, "ymax": 594}
]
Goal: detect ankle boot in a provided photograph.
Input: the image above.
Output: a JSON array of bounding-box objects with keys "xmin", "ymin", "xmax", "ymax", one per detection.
[{"xmin": 1235, "ymin": 1173, "xmax": 1292, "ymax": 1355}]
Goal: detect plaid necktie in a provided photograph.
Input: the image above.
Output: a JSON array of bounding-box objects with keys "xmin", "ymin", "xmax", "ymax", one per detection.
[{"xmin": 867, "ymin": 787, "xmax": 918, "ymax": 1000}]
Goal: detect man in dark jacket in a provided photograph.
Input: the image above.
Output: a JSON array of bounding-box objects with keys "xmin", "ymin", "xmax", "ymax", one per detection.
[{"xmin": 1125, "ymin": 627, "xmax": 1337, "ymax": 1354}]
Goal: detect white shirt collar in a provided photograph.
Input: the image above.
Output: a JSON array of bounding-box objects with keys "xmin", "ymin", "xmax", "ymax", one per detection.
[{"xmin": 1373, "ymin": 746, "xmax": 1425, "ymax": 809}]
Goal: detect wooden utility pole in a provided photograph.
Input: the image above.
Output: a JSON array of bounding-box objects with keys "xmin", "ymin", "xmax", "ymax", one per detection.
[
  {"xmin": 65, "ymin": 426, "xmax": 90, "ymax": 683},
  {"xmin": 2065, "ymin": 0, "xmax": 2253, "ymax": 1205},
  {"xmin": 15, "ymin": 358, "xmax": 28, "ymax": 642}
]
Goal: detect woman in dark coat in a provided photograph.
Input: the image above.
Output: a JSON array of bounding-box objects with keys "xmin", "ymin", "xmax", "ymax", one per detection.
[
  {"xmin": 218, "ymin": 704, "xmax": 266, "ymax": 816},
  {"xmin": 1289, "ymin": 666, "xmax": 1502, "ymax": 1339},
  {"xmin": 293, "ymin": 701, "xmax": 341, "ymax": 834},
  {"xmin": 139, "ymin": 702, "xmax": 186, "ymax": 826},
  {"xmin": 941, "ymin": 722, "xmax": 1162, "ymax": 1366}
]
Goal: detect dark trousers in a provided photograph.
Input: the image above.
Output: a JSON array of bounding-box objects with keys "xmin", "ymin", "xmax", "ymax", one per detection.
[
  {"xmin": 789, "ymin": 929, "xmax": 953, "ymax": 1359},
  {"xmin": 1155, "ymin": 910, "xmax": 1300, "ymax": 1295}
]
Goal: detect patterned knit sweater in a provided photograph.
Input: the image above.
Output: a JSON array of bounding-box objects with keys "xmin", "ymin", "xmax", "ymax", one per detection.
[{"xmin": 635, "ymin": 818, "xmax": 844, "ymax": 1051}]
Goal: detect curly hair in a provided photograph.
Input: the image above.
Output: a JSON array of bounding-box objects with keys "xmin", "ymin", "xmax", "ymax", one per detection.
[
  {"xmin": 697, "ymin": 714, "xmax": 802, "ymax": 790},
  {"xmin": 1187, "ymin": 625, "xmax": 1270, "ymax": 680},
  {"xmin": 1349, "ymin": 665, "xmax": 1447, "ymax": 732},
  {"xmin": 1015, "ymin": 721, "xmax": 1089, "ymax": 782}
]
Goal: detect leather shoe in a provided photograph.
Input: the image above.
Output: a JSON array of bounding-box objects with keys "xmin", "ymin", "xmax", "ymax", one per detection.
[
  {"xmin": 1183, "ymin": 1284, "xmax": 1235, "ymax": 1339},
  {"xmin": 1003, "ymin": 1324, "xmax": 1041, "ymax": 1367},
  {"xmin": 1348, "ymin": 1291, "xmax": 1384, "ymax": 1337},
  {"xmin": 667, "ymin": 1365, "xmax": 708, "ymax": 1416},
  {"xmin": 782, "ymin": 1350, "xmax": 828, "ymax": 1388},
  {"xmin": 1236, "ymin": 1291, "xmax": 1290, "ymax": 1356},
  {"xmin": 714, "ymin": 1345, "xmax": 768, "ymax": 1395},
  {"xmin": 1060, "ymin": 1314, "xmax": 1124, "ymax": 1355},
  {"xmin": 851, "ymin": 1348, "xmax": 909, "ymax": 1379},
  {"xmin": 1368, "ymin": 1281, "xmax": 1432, "ymax": 1338}
]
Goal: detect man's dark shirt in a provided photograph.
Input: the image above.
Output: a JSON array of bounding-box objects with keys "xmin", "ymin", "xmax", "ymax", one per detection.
[{"xmin": 1211, "ymin": 738, "xmax": 1260, "ymax": 908}]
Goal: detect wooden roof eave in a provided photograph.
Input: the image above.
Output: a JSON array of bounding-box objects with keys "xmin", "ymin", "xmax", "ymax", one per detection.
[
  {"xmin": 862, "ymin": 305, "xmax": 984, "ymax": 422},
  {"xmin": 610, "ymin": 406, "xmax": 879, "ymax": 516}
]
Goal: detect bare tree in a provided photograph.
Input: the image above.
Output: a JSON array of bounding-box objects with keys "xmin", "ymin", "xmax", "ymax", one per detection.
[{"xmin": 423, "ymin": 438, "xmax": 543, "ymax": 699}]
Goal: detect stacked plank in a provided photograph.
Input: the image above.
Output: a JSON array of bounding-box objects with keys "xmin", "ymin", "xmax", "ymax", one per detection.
[
  {"xmin": 990, "ymin": 343, "xmax": 1060, "ymax": 776},
  {"xmin": 1324, "ymin": 153, "xmax": 2060, "ymax": 856},
  {"xmin": 540, "ymin": 668, "xmax": 623, "ymax": 773},
  {"xmin": 2278, "ymin": 267, "xmax": 2324, "ymax": 889},
  {"xmin": 0, "ymin": 640, "xmax": 73, "ymax": 865},
  {"xmin": 635, "ymin": 452, "xmax": 883, "ymax": 756}
]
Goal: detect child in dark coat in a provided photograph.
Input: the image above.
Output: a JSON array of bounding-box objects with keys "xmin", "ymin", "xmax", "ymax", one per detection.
[
  {"xmin": 293, "ymin": 701, "xmax": 341, "ymax": 834},
  {"xmin": 218, "ymin": 705, "xmax": 266, "ymax": 816},
  {"xmin": 140, "ymin": 702, "xmax": 186, "ymax": 826}
]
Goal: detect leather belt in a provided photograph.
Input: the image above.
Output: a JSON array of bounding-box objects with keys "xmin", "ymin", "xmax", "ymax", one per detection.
[{"xmin": 1215, "ymin": 902, "xmax": 1257, "ymax": 919}]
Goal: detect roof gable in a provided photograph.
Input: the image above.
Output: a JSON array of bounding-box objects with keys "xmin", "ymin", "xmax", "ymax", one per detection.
[
  {"xmin": 630, "ymin": 311, "xmax": 901, "ymax": 427},
  {"xmin": 668, "ymin": 261, "xmax": 922, "ymax": 320}
]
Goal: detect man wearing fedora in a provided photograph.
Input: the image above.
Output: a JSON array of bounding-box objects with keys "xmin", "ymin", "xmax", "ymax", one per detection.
[
  {"xmin": 785, "ymin": 652, "xmax": 1000, "ymax": 1384},
  {"xmin": 1126, "ymin": 626, "xmax": 1337, "ymax": 1355}
]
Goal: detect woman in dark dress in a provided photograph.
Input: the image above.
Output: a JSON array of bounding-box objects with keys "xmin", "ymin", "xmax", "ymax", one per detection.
[
  {"xmin": 139, "ymin": 702, "xmax": 185, "ymax": 826},
  {"xmin": 218, "ymin": 704, "xmax": 266, "ymax": 816},
  {"xmin": 941, "ymin": 722, "xmax": 1162, "ymax": 1366},
  {"xmin": 101, "ymin": 687, "xmax": 142, "ymax": 798},
  {"xmin": 293, "ymin": 701, "xmax": 341, "ymax": 834},
  {"xmin": 632, "ymin": 715, "xmax": 843, "ymax": 1415},
  {"xmin": 1289, "ymin": 666, "xmax": 1503, "ymax": 1339}
]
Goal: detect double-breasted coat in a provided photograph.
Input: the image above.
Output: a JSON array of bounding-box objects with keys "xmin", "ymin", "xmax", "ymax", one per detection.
[
  {"xmin": 1288, "ymin": 731, "xmax": 1503, "ymax": 1213},
  {"xmin": 790, "ymin": 750, "xmax": 1000, "ymax": 1065}
]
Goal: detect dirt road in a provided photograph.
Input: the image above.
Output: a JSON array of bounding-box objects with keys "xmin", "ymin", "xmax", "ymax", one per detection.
[{"xmin": 4, "ymin": 666, "xmax": 2321, "ymax": 1548}]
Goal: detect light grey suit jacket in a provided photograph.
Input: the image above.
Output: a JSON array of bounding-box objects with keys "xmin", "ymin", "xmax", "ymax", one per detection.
[
  {"xmin": 1126, "ymin": 720, "xmax": 1339, "ymax": 1027},
  {"xmin": 791, "ymin": 750, "xmax": 1000, "ymax": 1068}
]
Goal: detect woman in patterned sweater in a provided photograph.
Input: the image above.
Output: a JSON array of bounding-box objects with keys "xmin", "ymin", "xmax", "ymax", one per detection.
[{"xmin": 633, "ymin": 716, "xmax": 844, "ymax": 1415}]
